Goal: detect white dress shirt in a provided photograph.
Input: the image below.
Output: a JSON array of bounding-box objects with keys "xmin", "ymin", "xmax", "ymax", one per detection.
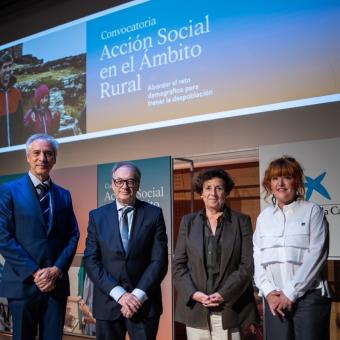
[
  {"xmin": 28, "ymin": 171, "xmax": 51, "ymax": 188},
  {"xmin": 109, "ymin": 200, "xmax": 148, "ymax": 304},
  {"xmin": 253, "ymin": 200, "xmax": 330, "ymax": 302}
]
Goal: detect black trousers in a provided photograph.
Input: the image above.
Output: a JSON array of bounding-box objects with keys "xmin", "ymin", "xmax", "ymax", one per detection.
[
  {"xmin": 8, "ymin": 293, "xmax": 67, "ymax": 340},
  {"xmin": 264, "ymin": 289, "xmax": 331, "ymax": 340},
  {"xmin": 96, "ymin": 315, "xmax": 160, "ymax": 340}
]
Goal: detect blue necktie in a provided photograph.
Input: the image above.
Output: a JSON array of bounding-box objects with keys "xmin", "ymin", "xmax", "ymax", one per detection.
[
  {"xmin": 120, "ymin": 207, "xmax": 133, "ymax": 252},
  {"xmin": 36, "ymin": 183, "xmax": 50, "ymax": 227}
]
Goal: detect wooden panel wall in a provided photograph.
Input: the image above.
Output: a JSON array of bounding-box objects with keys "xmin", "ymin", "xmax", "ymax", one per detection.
[{"xmin": 173, "ymin": 162, "xmax": 260, "ymax": 249}]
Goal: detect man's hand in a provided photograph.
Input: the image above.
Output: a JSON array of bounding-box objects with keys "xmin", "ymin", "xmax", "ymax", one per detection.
[
  {"xmin": 33, "ymin": 266, "xmax": 61, "ymax": 292},
  {"xmin": 120, "ymin": 304, "xmax": 134, "ymax": 319},
  {"xmin": 118, "ymin": 292, "xmax": 142, "ymax": 318}
]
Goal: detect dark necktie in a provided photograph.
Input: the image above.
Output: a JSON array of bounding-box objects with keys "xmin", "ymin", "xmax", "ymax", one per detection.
[
  {"xmin": 120, "ymin": 207, "xmax": 133, "ymax": 252},
  {"xmin": 36, "ymin": 183, "xmax": 50, "ymax": 227}
]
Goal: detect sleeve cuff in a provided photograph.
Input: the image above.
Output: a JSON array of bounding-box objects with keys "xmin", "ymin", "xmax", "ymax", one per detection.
[
  {"xmin": 282, "ymin": 282, "xmax": 298, "ymax": 302},
  {"xmin": 132, "ymin": 288, "xmax": 148, "ymax": 303},
  {"xmin": 110, "ymin": 286, "xmax": 126, "ymax": 302},
  {"xmin": 261, "ymin": 281, "xmax": 277, "ymax": 298}
]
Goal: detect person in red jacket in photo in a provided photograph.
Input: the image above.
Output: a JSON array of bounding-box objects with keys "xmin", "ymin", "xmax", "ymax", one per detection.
[
  {"xmin": 24, "ymin": 84, "xmax": 61, "ymax": 137},
  {"xmin": 0, "ymin": 52, "xmax": 24, "ymax": 147}
]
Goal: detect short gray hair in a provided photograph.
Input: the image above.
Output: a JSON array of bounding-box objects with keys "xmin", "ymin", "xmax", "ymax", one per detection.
[
  {"xmin": 112, "ymin": 161, "xmax": 141, "ymax": 182},
  {"xmin": 25, "ymin": 134, "xmax": 59, "ymax": 156}
]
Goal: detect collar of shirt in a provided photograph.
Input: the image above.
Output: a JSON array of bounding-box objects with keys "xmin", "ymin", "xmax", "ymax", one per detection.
[
  {"xmin": 28, "ymin": 171, "xmax": 51, "ymax": 188},
  {"xmin": 199, "ymin": 205, "xmax": 229, "ymax": 222},
  {"xmin": 115, "ymin": 199, "xmax": 134, "ymax": 210},
  {"xmin": 115, "ymin": 200, "xmax": 135, "ymax": 236},
  {"xmin": 272, "ymin": 199, "xmax": 301, "ymax": 216},
  {"xmin": 115, "ymin": 200, "xmax": 134, "ymax": 218}
]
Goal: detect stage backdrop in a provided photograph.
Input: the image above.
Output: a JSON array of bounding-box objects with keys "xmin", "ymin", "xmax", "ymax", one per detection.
[
  {"xmin": 259, "ymin": 138, "xmax": 340, "ymax": 259},
  {"xmin": 1, "ymin": 0, "xmax": 340, "ymax": 152}
]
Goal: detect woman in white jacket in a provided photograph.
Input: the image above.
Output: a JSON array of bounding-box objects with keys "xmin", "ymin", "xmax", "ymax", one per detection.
[{"xmin": 253, "ymin": 156, "xmax": 331, "ymax": 340}]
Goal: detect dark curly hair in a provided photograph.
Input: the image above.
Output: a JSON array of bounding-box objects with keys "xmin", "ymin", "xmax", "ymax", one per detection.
[{"xmin": 193, "ymin": 168, "xmax": 235, "ymax": 195}]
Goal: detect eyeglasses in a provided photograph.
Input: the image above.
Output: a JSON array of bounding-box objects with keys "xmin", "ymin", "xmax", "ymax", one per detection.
[{"xmin": 113, "ymin": 178, "xmax": 138, "ymax": 188}]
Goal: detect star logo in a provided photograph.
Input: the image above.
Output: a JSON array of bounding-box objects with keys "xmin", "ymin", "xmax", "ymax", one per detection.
[{"xmin": 305, "ymin": 172, "xmax": 331, "ymax": 201}]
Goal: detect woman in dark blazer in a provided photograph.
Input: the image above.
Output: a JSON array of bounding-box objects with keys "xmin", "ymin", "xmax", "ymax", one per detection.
[{"xmin": 173, "ymin": 168, "xmax": 258, "ymax": 340}]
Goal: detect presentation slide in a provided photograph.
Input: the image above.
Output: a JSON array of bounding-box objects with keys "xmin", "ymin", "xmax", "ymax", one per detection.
[{"xmin": 1, "ymin": 0, "xmax": 340, "ymax": 151}]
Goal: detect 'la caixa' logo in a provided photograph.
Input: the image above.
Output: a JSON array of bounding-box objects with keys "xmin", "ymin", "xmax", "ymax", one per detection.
[
  {"xmin": 305, "ymin": 172, "xmax": 340, "ymax": 217},
  {"xmin": 305, "ymin": 172, "xmax": 331, "ymax": 201}
]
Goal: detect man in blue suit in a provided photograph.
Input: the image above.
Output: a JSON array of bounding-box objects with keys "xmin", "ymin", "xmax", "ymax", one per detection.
[
  {"xmin": 84, "ymin": 161, "xmax": 168, "ymax": 340},
  {"xmin": 0, "ymin": 133, "xmax": 79, "ymax": 340}
]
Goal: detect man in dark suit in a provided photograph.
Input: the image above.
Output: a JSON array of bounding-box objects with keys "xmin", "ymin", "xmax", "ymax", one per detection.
[
  {"xmin": 0, "ymin": 133, "xmax": 79, "ymax": 340},
  {"xmin": 84, "ymin": 161, "xmax": 168, "ymax": 340}
]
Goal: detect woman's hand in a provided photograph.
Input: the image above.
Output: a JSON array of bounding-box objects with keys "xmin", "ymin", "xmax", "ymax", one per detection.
[
  {"xmin": 266, "ymin": 291, "xmax": 281, "ymax": 316},
  {"xmin": 192, "ymin": 291, "xmax": 225, "ymax": 308},
  {"xmin": 267, "ymin": 291, "xmax": 293, "ymax": 317},
  {"xmin": 192, "ymin": 291, "xmax": 211, "ymax": 305},
  {"xmin": 277, "ymin": 291, "xmax": 293, "ymax": 316},
  {"xmin": 204, "ymin": 292, "xmax": 224, "ymax": 307}
]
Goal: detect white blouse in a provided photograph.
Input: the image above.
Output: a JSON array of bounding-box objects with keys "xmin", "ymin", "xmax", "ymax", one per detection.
[{"xmin": 253, "ymin": 200, "xmax": 330, "ymax": 302}]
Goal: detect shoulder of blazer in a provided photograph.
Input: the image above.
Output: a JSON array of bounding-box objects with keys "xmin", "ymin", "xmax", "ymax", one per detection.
[
  {"xmin": 228, "ymin": 207, "xmax": 250, "ymax": 221},
  {"xmin": 50, "ymin": 181, "xmax": 69, "ymax": 195},
  {"xmin": 1, "ymin": 174, "xmax": 31, "ymax": 192},
  {"xmin": 181, "ymin": 211, "xmax": 202, "ymax": 227},
  {"xmin": 183, "ymin": 211, "xmax": 200, "ymax": 220},
  {"xmin": 90, "ymin": 201, "xmax": 116, "ymax": 217},
  {"xmin": 135, "ymin": 198, "xmax": 162, "ymax": 214},
  {"xmin": 226, "ymin": 208, "xmax": 253, "ymax": 233}
]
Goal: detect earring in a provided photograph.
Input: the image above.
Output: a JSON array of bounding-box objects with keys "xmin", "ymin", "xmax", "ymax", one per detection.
[{"xmin": 271, "ymin": 195, "xmax": 277, "ymax": 206}]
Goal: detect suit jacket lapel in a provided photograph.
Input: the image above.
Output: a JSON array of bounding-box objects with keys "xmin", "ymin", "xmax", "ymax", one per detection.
[
  {"xmin": 191, "ymin": 212, "xmax": 207, "ymax": 284},
  {"xmin": 20, "ymin": 175, "xmax": 45, "ymax": 225},
  {"xmin": 110, "ymin": 202, "xmax": 125, "ymax": 253},
  {"xmin": 217, "ymin": 208, "xmax": 236, "ymax": 287},
  {"xmin": 48, "ymin": 183, "xmax": 58, "ymax": 235},
  {"xmin": 126, "ymin": 199, "xmax": 144, "ymax": 257}
]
